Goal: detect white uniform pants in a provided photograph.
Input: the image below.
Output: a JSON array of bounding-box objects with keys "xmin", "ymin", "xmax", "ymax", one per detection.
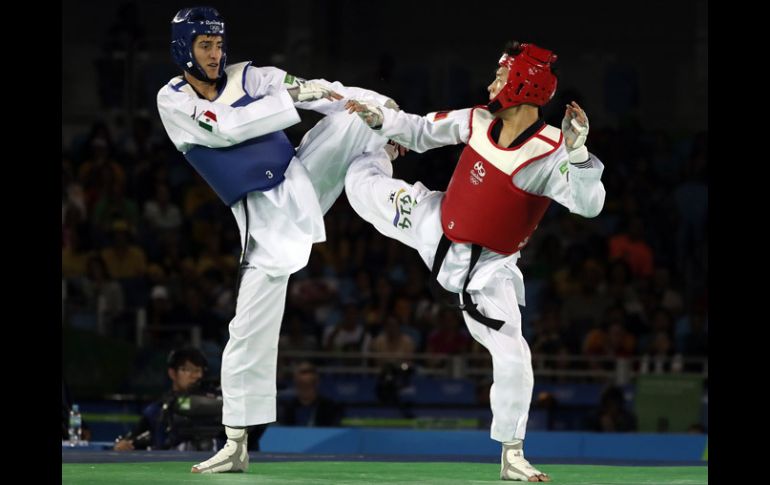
[
  {"xmin": 221, "ymin": 268, "xmax": 288, "ymax": 426},
  {"xmin": 345, "ymin": 150, "xmax": 534, "ymax": 441},
  {"xmin": 222, "ymin": 112, "xmax": 387, "ymax": 426}
]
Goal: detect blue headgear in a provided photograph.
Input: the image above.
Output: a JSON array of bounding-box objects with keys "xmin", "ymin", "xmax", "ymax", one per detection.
[{"xmin": 170, "ymin": 7, "xmax": 227, "ymax": 83}]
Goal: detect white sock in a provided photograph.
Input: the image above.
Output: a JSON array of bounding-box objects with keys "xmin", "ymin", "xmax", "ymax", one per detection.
[
  {"xmin": 503, "ymin": 439, "xmax": 523, "ymax": 449},
  {"xmin": 225, "ymin": 426, "xmax": 246, "ymax": 440}
]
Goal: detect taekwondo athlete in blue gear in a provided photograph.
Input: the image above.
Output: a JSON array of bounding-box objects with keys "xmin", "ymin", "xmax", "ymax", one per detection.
[{"xmin": 156, "ymin": 6, "xmax": 392, "ymax": 474}]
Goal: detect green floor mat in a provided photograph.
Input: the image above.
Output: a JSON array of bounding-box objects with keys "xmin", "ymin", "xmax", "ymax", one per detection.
[{"xmin": 63, "ymin": 461, "xmax": 707, "ymax": 484}]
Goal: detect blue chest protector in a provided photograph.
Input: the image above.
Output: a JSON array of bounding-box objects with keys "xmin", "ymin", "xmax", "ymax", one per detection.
[{"xmin": 178, "ymin": 62, "xmax": 296, "ymax": 206}]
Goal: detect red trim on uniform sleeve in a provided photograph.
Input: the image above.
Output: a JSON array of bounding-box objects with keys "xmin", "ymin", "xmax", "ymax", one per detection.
[
  {"xmin": 433, "ymin": 111, "xmax": 450, "ymax": 121},
  {"xmin": 468, "ymin": 107, "xmax": 478, "ymax": 142}
]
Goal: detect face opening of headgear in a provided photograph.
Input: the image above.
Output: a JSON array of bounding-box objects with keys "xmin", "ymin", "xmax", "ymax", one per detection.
[
  {"xmin": 170, "ymin": 6, "xmax": 227, "ymax": 84},
  {"xmin": 487, "ymin": 42, "xmax": 558, "ymax": 114}
]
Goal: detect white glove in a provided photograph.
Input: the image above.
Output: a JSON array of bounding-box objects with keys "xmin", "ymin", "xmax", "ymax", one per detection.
[
  {"xmin": 561, "ymin": 101, "xmax": 590, "ymax": 163},
  {"xmin": 383, "ymin": 98, "xmax": 401, "ymax": 111},
  {"xmin": 288, "ymin": 79, "xmax": 341, "ymax": 102},
  {"xmin": 345, "ymin": 99, "xmax": 384, "ymax": 129}
]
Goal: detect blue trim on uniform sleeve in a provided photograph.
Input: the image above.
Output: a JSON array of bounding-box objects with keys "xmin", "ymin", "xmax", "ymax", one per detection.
[
  {"xmin": 231, "ymin": 93, "xmax": 264, "ymax": 107},
  {"xmin": 171, "ymin": 79, "xmax": 188, "ymax": 91},
  {"xmin": 241, "ymin": 61, "xmax": 253, "ymax": 92}
]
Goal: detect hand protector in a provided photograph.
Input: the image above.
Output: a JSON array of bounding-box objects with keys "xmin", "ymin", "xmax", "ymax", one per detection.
[
  {"xmin": 345, "ymin": 99, "xmax": 384, "ymax": 129},
  {"xmin": 383, "ymin": 98, "xmax": 401, "ymax": 111},
  {"xmin": 561, "ymin": 102, "xmax": 590, "ymax": 163},
  {"xmin": 288, "ymin": 79, "xmax": 341, "ymax": 102}
]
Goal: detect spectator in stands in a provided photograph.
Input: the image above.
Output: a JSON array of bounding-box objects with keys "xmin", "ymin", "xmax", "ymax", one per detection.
[
  {"xmin": 278, "ymin": 361, "xmax": 343, "ymax": 427},
  {"xmin": 426, "ymin": 309, "xmax": 469, "ymax": 368},
  {"xmin": 78, "ymin": 135, "xmax": 126, "ymax": 211},
  {"xmin": 370, "ymin": 314, "xmax": 416, "ymax": 366},
  {"xmin": 92, "ymin": 180, "xmax": 140, "ymax": 238},
  {"xmin": 651, "ymin": 266, "xmax": 684, "ymax": 318},
  {"xmin": 194, "ymin": 232, "xmax": 237, "ymax": 277},
  {"xmin": 582, "ymin": 305, "xmax": 635, "ymax": 369},
  {"xmin": 585, "ymin": 385, "xmax": 637, "ymax": 432},
  {"xmin": 101, "ymin": 220, "xmax": 147, "ymax": 279},
  {"xmin": 531, "ymin": 307, "xmax": 567, "ymax": 355},
  {"xmin": 279, "ymin": 313, "xmax": 319, "ymax": 353},
  {"xmin": 119, "ymin": 116, "xmax": 160, "ymax": 160},
  {"xmin": 323, "ymin": 303, "xmax": 368, "ymax": 352},
  {"xmin": 143, "ymin": 182, "xmax": 183, "ymax": 232},
  {"xmin": 608, "ymin": 217, "xmax": 654, "ymax": 278},
  {"xmin": 77, "ymin": 255, "xmax": 125, "ymax": 324}
]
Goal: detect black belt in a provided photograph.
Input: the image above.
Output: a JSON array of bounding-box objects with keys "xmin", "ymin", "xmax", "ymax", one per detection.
[{"xmin": 429, "ymin": 234, "xmax": 505, "ymax": 331}]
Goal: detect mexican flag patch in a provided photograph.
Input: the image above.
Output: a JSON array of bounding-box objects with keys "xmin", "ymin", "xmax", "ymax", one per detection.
[{"xmin": 197, "ymin": 110, "xmax": 217, "ymax": 132}]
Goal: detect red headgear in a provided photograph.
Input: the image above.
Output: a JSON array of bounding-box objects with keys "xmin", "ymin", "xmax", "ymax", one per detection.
[{"xmin": 488, "ymin": 43, "xmax": 558, "ymax": 113}]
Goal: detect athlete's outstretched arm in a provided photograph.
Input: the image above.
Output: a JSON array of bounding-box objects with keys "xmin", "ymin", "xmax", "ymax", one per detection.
[{"xmin": 345, "ymin": 100, "xmax": 472, "ymax": 153}]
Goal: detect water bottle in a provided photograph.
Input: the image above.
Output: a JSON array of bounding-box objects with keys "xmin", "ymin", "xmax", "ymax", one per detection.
[{"xmin": 68, "ymin": 404, "xmax": 82, "ymax": 447}]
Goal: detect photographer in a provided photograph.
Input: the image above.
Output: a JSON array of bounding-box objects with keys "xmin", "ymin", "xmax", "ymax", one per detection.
[{"xmin": 114, "ymin": 347, "xmax": 223, "ymax": 451}]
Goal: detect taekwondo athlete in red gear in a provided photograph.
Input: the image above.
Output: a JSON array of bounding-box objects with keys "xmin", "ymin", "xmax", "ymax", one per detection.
[{"xmin": 343, "ymin": 41, "xmax": 604, "ymax": 482}]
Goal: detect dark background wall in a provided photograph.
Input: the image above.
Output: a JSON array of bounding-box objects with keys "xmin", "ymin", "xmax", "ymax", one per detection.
[{"xmin": 62, "ymin": 0, "xmax": 707, "ymax": 141}]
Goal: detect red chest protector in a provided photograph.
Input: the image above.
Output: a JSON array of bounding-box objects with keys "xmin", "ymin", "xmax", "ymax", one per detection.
[{"xmin": 440, "ymin": 107, "xmax": 562, "ymax": 254}]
